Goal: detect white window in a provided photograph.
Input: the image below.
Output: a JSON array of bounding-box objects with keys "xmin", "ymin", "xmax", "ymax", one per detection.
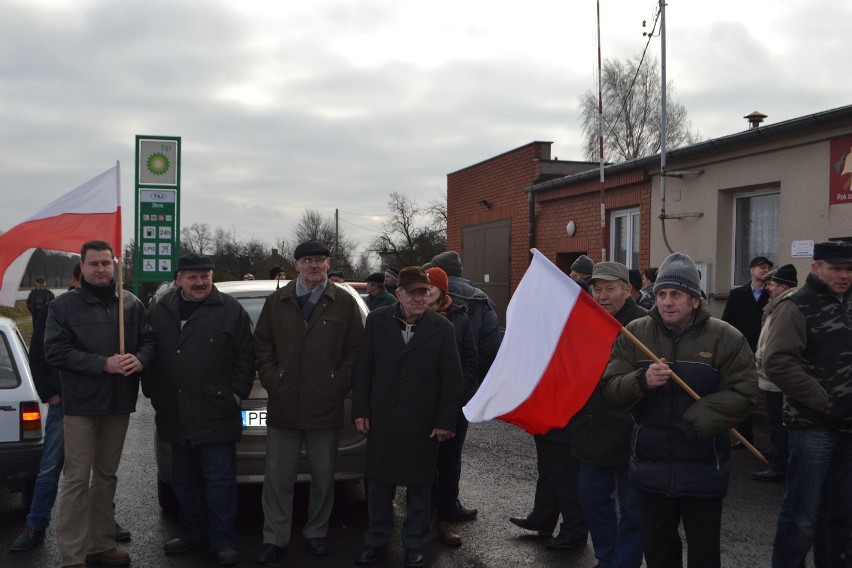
[
  {"xmin": 733, "ymin": 191, "xmax": 780, "ymax": 285},
  {"xmin": 610, "ymin": 209, "xmax": 640, "ymax": 268}
]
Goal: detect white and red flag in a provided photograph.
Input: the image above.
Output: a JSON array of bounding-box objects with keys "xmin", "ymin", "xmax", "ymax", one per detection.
[
  {"xmin": 463, "ymin": 249, "xmax": 622, "ymax": 435},
  {"xmin": 0, "ymin": 164, "xmax": 121, "ymax": 307}
]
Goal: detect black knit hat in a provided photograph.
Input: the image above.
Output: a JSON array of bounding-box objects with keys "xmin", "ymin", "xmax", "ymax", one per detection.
[
  {"xmin": 770, "ymin": 264, "xmax": 798, "ymax": 287},
  {"xmin": 431, "ymin": 251, "xmax": 463, "ymax": 277},
  {"xmin": 366, "ymin": 272, "xmax": 384, "ymax": 284},
  {"xmin": 653, "ymin": 252, "xmax": 702, "ymax": 298},
  {"xmin": 628, "ymin": 268, "xmax": 643, "ymax": 290},
  {"xmin": 268, "ymin": 266, "xmax": 284, "ymax": 279},
  {"xmin": 571, "ymin": 255, "xmax": 594, "ymax": 275}
]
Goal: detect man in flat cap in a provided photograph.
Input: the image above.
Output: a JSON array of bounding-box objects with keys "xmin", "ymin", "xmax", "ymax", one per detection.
[
  {"xmin": 352, "ymin": 267, "xmax": 462, "ymax": 568},
  {"xmin": 145, "ymin": 253, "xmax": 255, "ymax": 565},
  {"xmin": 365, "ymin": 272, "xmax": 396, "ymax": 311},
  {"xmin": 751, "ymin": 264, "xmax": 798, "ymax": 483},
  {"xmin": 722, "ymin": 255, "xmax": 773, "ymax": 446},
  {"xmin": 764, "ymin": 242, "xmax": 852, "ymax": 568},
  {"xmin": 602, "ymin": 252, "xmax": 757, "ymax": 568},
  {"xmin": 253, "ymin": 240, "xmax": 364, "ymax": 563}
]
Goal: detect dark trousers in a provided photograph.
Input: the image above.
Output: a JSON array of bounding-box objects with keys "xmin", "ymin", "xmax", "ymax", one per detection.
[
  {"xmin": 171, "ymin": 441, "xmax": 239, "ymax": 551},
  {"xmin": 531, "ymin": 437, "xmax": 588, "ymax": 542},
  {"xmin": 635, "ymin": 488, "xmax": 723, "ymax": 568},
  {"xmin": 365, "ymin": 480, "xmax": 431, "ymax": 550},
  {"xmin": 433, "ymin": 411, "xmax": 469, "ymax": 520},
  {"xmin": 764, "ymin": 391, "xmax": 789, "ymax": 471}
]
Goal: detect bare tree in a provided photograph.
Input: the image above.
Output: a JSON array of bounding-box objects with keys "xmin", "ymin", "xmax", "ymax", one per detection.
[
  {"xmin": 579, "ymin": 55, "xmax": 700, "ymax": 163},
  {"xmin": 289, "ymin": 209, "xmax": 357, "ymax": 277},
  {"xmin": 371, "ymin": 192, "xmax": 446, "ymax": 268},
  {"xmin": 181, "ymin": 222, "xmax": 213, "ymax": 255}
]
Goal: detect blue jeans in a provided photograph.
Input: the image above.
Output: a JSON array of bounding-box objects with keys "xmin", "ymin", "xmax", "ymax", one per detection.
[
  {"xmin": 579, "ymin": 463, "xmax": 643, "ymax": 568},
  {"xmin": 26, "ymin": 402, "xmax": 65, "ymax": 531},
  {"xmin": 772, "ymin": 428, "xmax": 852, "ymax": 568},
  {"xmin": 171, "ymin": 441, "xmax": 239, "ymax": 551}
]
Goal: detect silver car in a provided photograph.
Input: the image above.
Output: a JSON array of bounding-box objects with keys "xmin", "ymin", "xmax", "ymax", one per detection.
[
  {"xmin": 0, "ymin": 317, "xmax": 46, "ymax": 510},
  {"xmin": 155, "ymin": 280, "xmax": 369, "ymax": 513}
]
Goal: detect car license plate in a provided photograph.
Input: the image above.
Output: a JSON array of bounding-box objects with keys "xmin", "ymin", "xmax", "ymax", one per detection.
[{"xmin": 242, "ymin": 409, "xmax": 267, "ymax": 428}]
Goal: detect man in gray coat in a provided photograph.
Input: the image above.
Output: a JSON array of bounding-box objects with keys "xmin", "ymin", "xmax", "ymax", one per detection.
[
  {"xmin": 145, "ymin": 253, "xmax": 255, "ymax": 566},
  {"xmin": 352, "ymin": 266, "xmax": 463, "ymax": 568}
]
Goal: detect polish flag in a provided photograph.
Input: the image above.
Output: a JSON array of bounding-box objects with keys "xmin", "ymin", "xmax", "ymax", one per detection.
[
  {"xmin": 463, "ymin": 249, "xmax": 623, "ymax": 435},
  {"xmin": 0, "ymin": 164, "xmax": 121, "ymax": 307}
]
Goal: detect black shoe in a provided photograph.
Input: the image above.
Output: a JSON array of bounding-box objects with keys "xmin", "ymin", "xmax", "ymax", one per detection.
[
  {"xmin": 544, "ymin": 533, "xmax": 586, "ymax": 550},
  {"xmin": 255, "ymin": 543, "xmax": 285, "ymax": 564},
  {"xmin": 752, "ymin": 468, "xmax": 786, "ymax": 482},
  {"xmin": 404, "ymin": 548, "xmax": 426, "ymax": 567},
  {"xmin": 114, "ymin": 523, "xmax": 131, "ymax": 542},
  {"xmin": 217, "ymin": 547, "xmax": 239, "ymax": 566},
  {"xmin": 164, "ymin": 537, "xmax": 196, "ymax": 555},
  {"xmin": 305, "ymin": 537, "xmax": 329, "ymax": 557},
  {"xmin": 10, "ymin": 526, "xmax": 46, "ymax": 551},
  {"xmin": 509, "ymin": 515, "xmax": 552, "ymax": 536},
  {"xmin": 447, "ymin": 500, "xmax": 478, "ymax": 522},
  {"xmin": 354, "ymin": 545, "xmax": 387, "ymax": 565}
]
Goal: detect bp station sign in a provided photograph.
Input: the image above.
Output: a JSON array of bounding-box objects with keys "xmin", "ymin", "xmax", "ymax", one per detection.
[{"xmin": 134, "ymin": 136, "xmax": 180, "ymax": 292}]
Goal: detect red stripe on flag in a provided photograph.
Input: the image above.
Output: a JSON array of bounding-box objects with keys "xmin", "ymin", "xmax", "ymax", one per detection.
[
  {"xmin": 0, "ymin": 212, "xmax": 121, "ymax": 284},
  {"xmin": 497, "ymin": 291, "xmax": 622, "ymax": 435}
]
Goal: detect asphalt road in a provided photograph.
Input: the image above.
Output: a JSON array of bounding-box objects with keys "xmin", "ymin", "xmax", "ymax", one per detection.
[{"xmin": 0, "ymin": 398, "xmax": 796, "ymax": 567}]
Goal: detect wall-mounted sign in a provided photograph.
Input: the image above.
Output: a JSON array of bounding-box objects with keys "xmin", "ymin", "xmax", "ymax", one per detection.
[
  {"xmin": 829, "ymin": 135, "xmax": 852, "ymax": 205},
  {"xmin": 138, "ymin": 138, "xmax": 179, "ymax": 186},
  {"xmin": 791, "ymin": 240, "xmax": 814, "ymax": 258}
]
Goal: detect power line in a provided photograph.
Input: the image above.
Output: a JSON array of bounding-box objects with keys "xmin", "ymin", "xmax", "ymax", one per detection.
[
  {"xmin": 339, "ymin": 217, "xmax": 382, "ymax": 234},
  {"xmin": 338, "ymin": 209, "xmax": 389, "ymax": 218}
]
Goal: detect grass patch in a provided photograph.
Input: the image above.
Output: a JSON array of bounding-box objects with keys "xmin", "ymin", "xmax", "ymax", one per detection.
[{"xmin": 0, "ymin": 301, "xmax": 34, "ymax": 344}]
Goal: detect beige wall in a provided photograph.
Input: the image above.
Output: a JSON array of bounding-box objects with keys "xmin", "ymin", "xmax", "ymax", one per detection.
[{"xmin": 646, "ymin": 128, "xmax": 852, "ymax": 316}]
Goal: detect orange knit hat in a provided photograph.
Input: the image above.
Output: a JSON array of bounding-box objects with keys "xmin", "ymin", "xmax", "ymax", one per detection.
[{"xmin": 425, "ymin": 267, "xmax": 448, "ymax": 294}]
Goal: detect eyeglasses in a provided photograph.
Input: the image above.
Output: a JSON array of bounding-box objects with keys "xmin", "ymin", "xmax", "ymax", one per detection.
[{"xmin": 297, "ymin": 256, "xmax": 328, "ymax": 266}]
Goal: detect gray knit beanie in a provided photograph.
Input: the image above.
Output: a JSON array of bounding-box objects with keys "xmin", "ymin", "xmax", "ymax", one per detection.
[
  {"xmin": 431, "ymin": 251, "xmax": 463, "ymax": 277},
  {"xmin": 653, "ymin": 252, "xmax": 702, "ymax": 298},
  {"xmin": 571, "ymin": 255, "xmax": 594, "ymax": 275}
]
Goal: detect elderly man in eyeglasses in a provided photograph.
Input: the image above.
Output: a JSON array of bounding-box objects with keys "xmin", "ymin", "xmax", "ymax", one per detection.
[{"xmin": 253, "ymin": 240, "xmax": 364, "ymax": 564}]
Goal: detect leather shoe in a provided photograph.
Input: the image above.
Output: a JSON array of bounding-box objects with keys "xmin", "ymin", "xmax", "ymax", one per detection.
[
  {"xmin": 10, "ymin": 526, "xmax": 46, "ymax": 551},
  {"xmin": 305, "ymin": 537, "xmax": 329, "ymax": 556},
  {"xmin": 509, "ymin": 515, "xmax": 552, "ymax": 536},
  {"xmin": 164, "ymin": 537, "xmax": 196, "ymax": 555},
  {"xmin": 447, "ymin": 499, "xmax": 478, "ymax": 522},
  {"xmin": 544, "ymin": 533, "xmax": 586, "ymax": 550},
  {"xmin": 752, "ymin": 468, "xmax": 786, "ymax": 482},
  {"xmin": 404, "ymin": 548, "xmax": 426, "ymax": 567},
  {"xmin": 255, "ymin": 543, "xmax": 285, "ymax": 564},
  {"xmin": 354, "ymin": 545, "xmax": 387, "ymax": 565},
  {"xmin": 114, "ymin": 523, "xmax": 131, "ymax": 542},
  {"xmin": 217, "ymin": 547, "xmax": 239, "ymax": 565},
  {"xmin": 84, "ymin": 548, "xmax": 131, "ymax": 566},
  {"xmin": 435, "ymin": 521, "xmax": 462, "ymax": 546}
]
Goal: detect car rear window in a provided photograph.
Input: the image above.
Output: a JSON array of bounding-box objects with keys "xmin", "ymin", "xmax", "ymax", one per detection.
[
  {"xmin": 237, "ymin": 297, "xmax": 267, "ymax": 327},
  {"xmin": 0, "ymin": 332, "xmax": 22, "ymax": 389}
]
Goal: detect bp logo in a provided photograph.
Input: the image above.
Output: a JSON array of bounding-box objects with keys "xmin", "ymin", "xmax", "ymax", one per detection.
[{"xmin": 146, "ymin": 152, "xmax": 170, "ymax": 176}]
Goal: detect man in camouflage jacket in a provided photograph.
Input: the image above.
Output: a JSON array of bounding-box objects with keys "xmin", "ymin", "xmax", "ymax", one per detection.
[{"xmin": 763, "ymin": 242, "xmax": 852, "ymax": 568}]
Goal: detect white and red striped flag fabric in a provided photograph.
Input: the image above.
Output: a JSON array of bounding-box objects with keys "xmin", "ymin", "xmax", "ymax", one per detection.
[
  {"xmin": 0, "ymin": 164, "xmax": 121, "ymax": 307},
  {"xmin": 463, "ymin": 248, "xmax": 623, "ymax": 435}
]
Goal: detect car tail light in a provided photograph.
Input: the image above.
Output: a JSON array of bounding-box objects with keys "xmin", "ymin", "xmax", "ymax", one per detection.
[{"xmin": 21, "ymin": 402, "xmax": 42, "ymax": 440}]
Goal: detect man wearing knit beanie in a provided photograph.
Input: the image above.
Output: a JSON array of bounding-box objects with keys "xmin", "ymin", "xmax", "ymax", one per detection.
[{"xmin": 602, "ymin": 252, "xmax": 758, "ymax": 568}]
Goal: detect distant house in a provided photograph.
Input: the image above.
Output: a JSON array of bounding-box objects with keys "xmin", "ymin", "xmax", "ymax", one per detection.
[{"xmin": 447, "ymin": 105, "xmax": 852, "ymax": 320}]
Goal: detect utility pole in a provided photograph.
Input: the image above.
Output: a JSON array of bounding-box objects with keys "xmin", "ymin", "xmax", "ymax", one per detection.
[{"xmin": 335, "ymin": 208, "xmax": 340, "ymax": 267}]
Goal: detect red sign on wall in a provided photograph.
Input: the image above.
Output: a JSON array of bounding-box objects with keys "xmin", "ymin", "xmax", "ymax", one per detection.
[{"xmin": 829, "ymin": 135, "xmax": 852, "ymax": 204}]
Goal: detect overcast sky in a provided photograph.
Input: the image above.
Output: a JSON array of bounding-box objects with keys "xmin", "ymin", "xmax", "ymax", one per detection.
[{"xmin": 2, "ymin": 0, "xmax": 849, "ymax": 258}]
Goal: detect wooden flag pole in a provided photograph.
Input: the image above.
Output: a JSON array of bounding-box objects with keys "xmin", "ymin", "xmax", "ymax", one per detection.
[
  {"xmin": 117, "ymin": 255, "xmax": 125, "ymax": 355},
  {"xmin": 619, "ymin": 326, "xmax": 767, "ymax": 464}
]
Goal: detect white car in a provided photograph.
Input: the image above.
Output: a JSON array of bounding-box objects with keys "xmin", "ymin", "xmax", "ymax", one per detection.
[
  {"xmin": 0, "ymin": 317, "xmax": 46, "ymax": 509},
  {"xmin": 155, "ymin": 280, "xmax": 370, "ymax": 514}
]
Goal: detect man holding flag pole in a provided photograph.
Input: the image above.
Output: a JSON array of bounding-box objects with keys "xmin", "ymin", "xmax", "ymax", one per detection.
[{"xmin": 601, "ymin": 252, "xmax": 758, "ymax": 568}]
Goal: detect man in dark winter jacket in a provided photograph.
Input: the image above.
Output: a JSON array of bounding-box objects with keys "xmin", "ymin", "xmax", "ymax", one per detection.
[
  {"xmin": 352, "ymin": 267, "xmax": 462, "ymax": 568},
  {"xmin": 722, "ymin": 255, "xmax": 772, "ymax": 445},
  {"xmin": 146, "ymin": 253, "xmax": 254, "ymax": 566},
  {"xmin": 365, "ymin": 272, "xmax": 397, "ymax": 311},
  {"xmin": 44, "ymin": 240, "xmax": 155, "ymax": 568},
  {"xmin": 602, "ymin": 252, "xmax": 757, "ymax": 568},
  {"xmin": 763, "ymin": 242, "xmax": 852, "ymax": 568},
  {"xmin": 26, "ymin": 278, "xmax": 55, "ymax": 320},
  {"xmin": 571, "ymin": 262, "xmax": 646, "ymax": 568}
]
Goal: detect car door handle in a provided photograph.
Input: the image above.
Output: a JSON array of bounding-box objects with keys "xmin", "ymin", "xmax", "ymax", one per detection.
[{"xmin": 0, "ymin": 405, "xmax": 14, "ymax": 411}]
